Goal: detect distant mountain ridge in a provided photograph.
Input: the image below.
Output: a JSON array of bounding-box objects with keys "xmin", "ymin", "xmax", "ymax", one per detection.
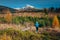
[
  {"xmin": 0, "ymin": 5, "xmax": 42, "ymax": 13},
  {"xmin": 0, "ymin": 5, "xmax": 60, "ymax": 13},
  {"xmin": 0, "ymin": 5, "xmax": 18, "ymax": 13}
]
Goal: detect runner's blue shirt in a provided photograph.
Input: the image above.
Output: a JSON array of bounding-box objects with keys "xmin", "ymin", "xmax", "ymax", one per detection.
[{"xmin": 35, "ymin": 22, "xmax": 39, "ymax": 27}]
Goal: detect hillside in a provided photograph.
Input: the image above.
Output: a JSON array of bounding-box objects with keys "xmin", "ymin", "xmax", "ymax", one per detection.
[{"xmin": 0, "ymin": 5, "xmax": 18, "ymax": 13}]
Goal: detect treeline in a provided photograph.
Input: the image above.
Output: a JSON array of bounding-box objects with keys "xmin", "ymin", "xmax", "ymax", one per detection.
[
  {"xmin": 20, "ymin": 7, "xmax": 60, "ymax": 13},
  {"xmin": 48, "ymin": 7, "xmax": 60, "ymax": 13},
  {"xmin": 29, "ymin": 7, "xmax": 60, "ymax": 13}
]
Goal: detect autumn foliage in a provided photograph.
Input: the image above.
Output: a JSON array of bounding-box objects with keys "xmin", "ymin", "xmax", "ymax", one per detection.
[
  {"xmin": 0, "ymin": 33, "xmax": 12, "ymax": 40},
  {"xmin": 4, "ymin": 9, "xmax": 12, "ymax": 23},
  {"xmin": 52, "ymin": 15, "xmax": 60, "ymax": 28}
]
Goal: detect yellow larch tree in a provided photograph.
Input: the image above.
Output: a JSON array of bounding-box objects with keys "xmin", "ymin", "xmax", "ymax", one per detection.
[
  {"xmin": 52, "ymin": 15, "xmax": 60, "ymax": 28},
  {"xmin": 4, "ymin": 9, "xmax": 12, "ymax": 23}
]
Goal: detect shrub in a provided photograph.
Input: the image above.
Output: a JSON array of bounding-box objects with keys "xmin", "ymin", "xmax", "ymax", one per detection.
[
  {"xmin": 4, "ymin": 10, "xmax": 12, "ymax": 23},
  {"xmin": 52, "ymin": 15, "xmax": 60, "ymax": 28},
  {"xmin": 0, "ymin": 29, "xmax": 60, "ymax": 40},
  {"xmin": 0, "ymin": 32, "xmax": 12, "ymax": 40}
]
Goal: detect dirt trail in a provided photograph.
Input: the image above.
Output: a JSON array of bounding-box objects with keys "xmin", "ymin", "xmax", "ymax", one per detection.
[
  {"xmin": 0, "ymin": 23, "xmax": 36, "ymax": 31},
  {"xmin": 0, "ymin": 24, "xmax": 22, "ymax": 30},
  {"xmin": 0, "ymin": 24, "xmax": 60, "ymax": 33}
]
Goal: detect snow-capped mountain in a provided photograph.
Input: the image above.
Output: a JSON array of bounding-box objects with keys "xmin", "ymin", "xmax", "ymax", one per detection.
[
  {"xmin": 14, "ymin": 8, "xmax": 21, "ymax": 10},
  {"xmin": 14, "ymin": 4, "xmax": 35, "ymax": 10},
  {"xmin": 13, "ymin": 4, "xmax": 43, "ymax": 12},
  {"xmin": 19, "ymin": 4, "xmax": 41, "ymax": 12}
]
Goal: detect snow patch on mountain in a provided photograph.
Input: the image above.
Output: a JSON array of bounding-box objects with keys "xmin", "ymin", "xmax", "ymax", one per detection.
[
  {"xmin": 14, "ymin": 8, "xmax": 20, "ymax": 10},
  {"xmin": 22, "ymin": 4, "xmax": 35, "ymax": 9}
]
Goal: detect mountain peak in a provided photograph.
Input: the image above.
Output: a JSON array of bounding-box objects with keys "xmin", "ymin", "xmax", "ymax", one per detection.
[
  {"xmin": 22, "ymin": 4, "xmax": 35, "ymax": 9},
  {"xmin": 26, "ymin": 4, "xmax": 34, "ymax": 8}
]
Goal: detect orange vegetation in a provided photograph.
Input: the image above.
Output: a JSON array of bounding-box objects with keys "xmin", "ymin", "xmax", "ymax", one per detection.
[{"xmin": 52, "ymin": 15, "xmax": 60, "ymax": 28}]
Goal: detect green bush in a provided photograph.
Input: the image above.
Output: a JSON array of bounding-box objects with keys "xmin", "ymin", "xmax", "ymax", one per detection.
[
  {"xmin": 0, "ymin": 17, "xmax": 6, "ymax": 23},
  {"xmin": 0, "ymin": 16, "xmax": 54, "ymax": 27}
]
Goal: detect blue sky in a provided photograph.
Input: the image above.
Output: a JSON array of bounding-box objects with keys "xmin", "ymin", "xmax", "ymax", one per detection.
[{"xmin": 0, "ymin": 0, "xmax": 60, "ymax": 8}]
